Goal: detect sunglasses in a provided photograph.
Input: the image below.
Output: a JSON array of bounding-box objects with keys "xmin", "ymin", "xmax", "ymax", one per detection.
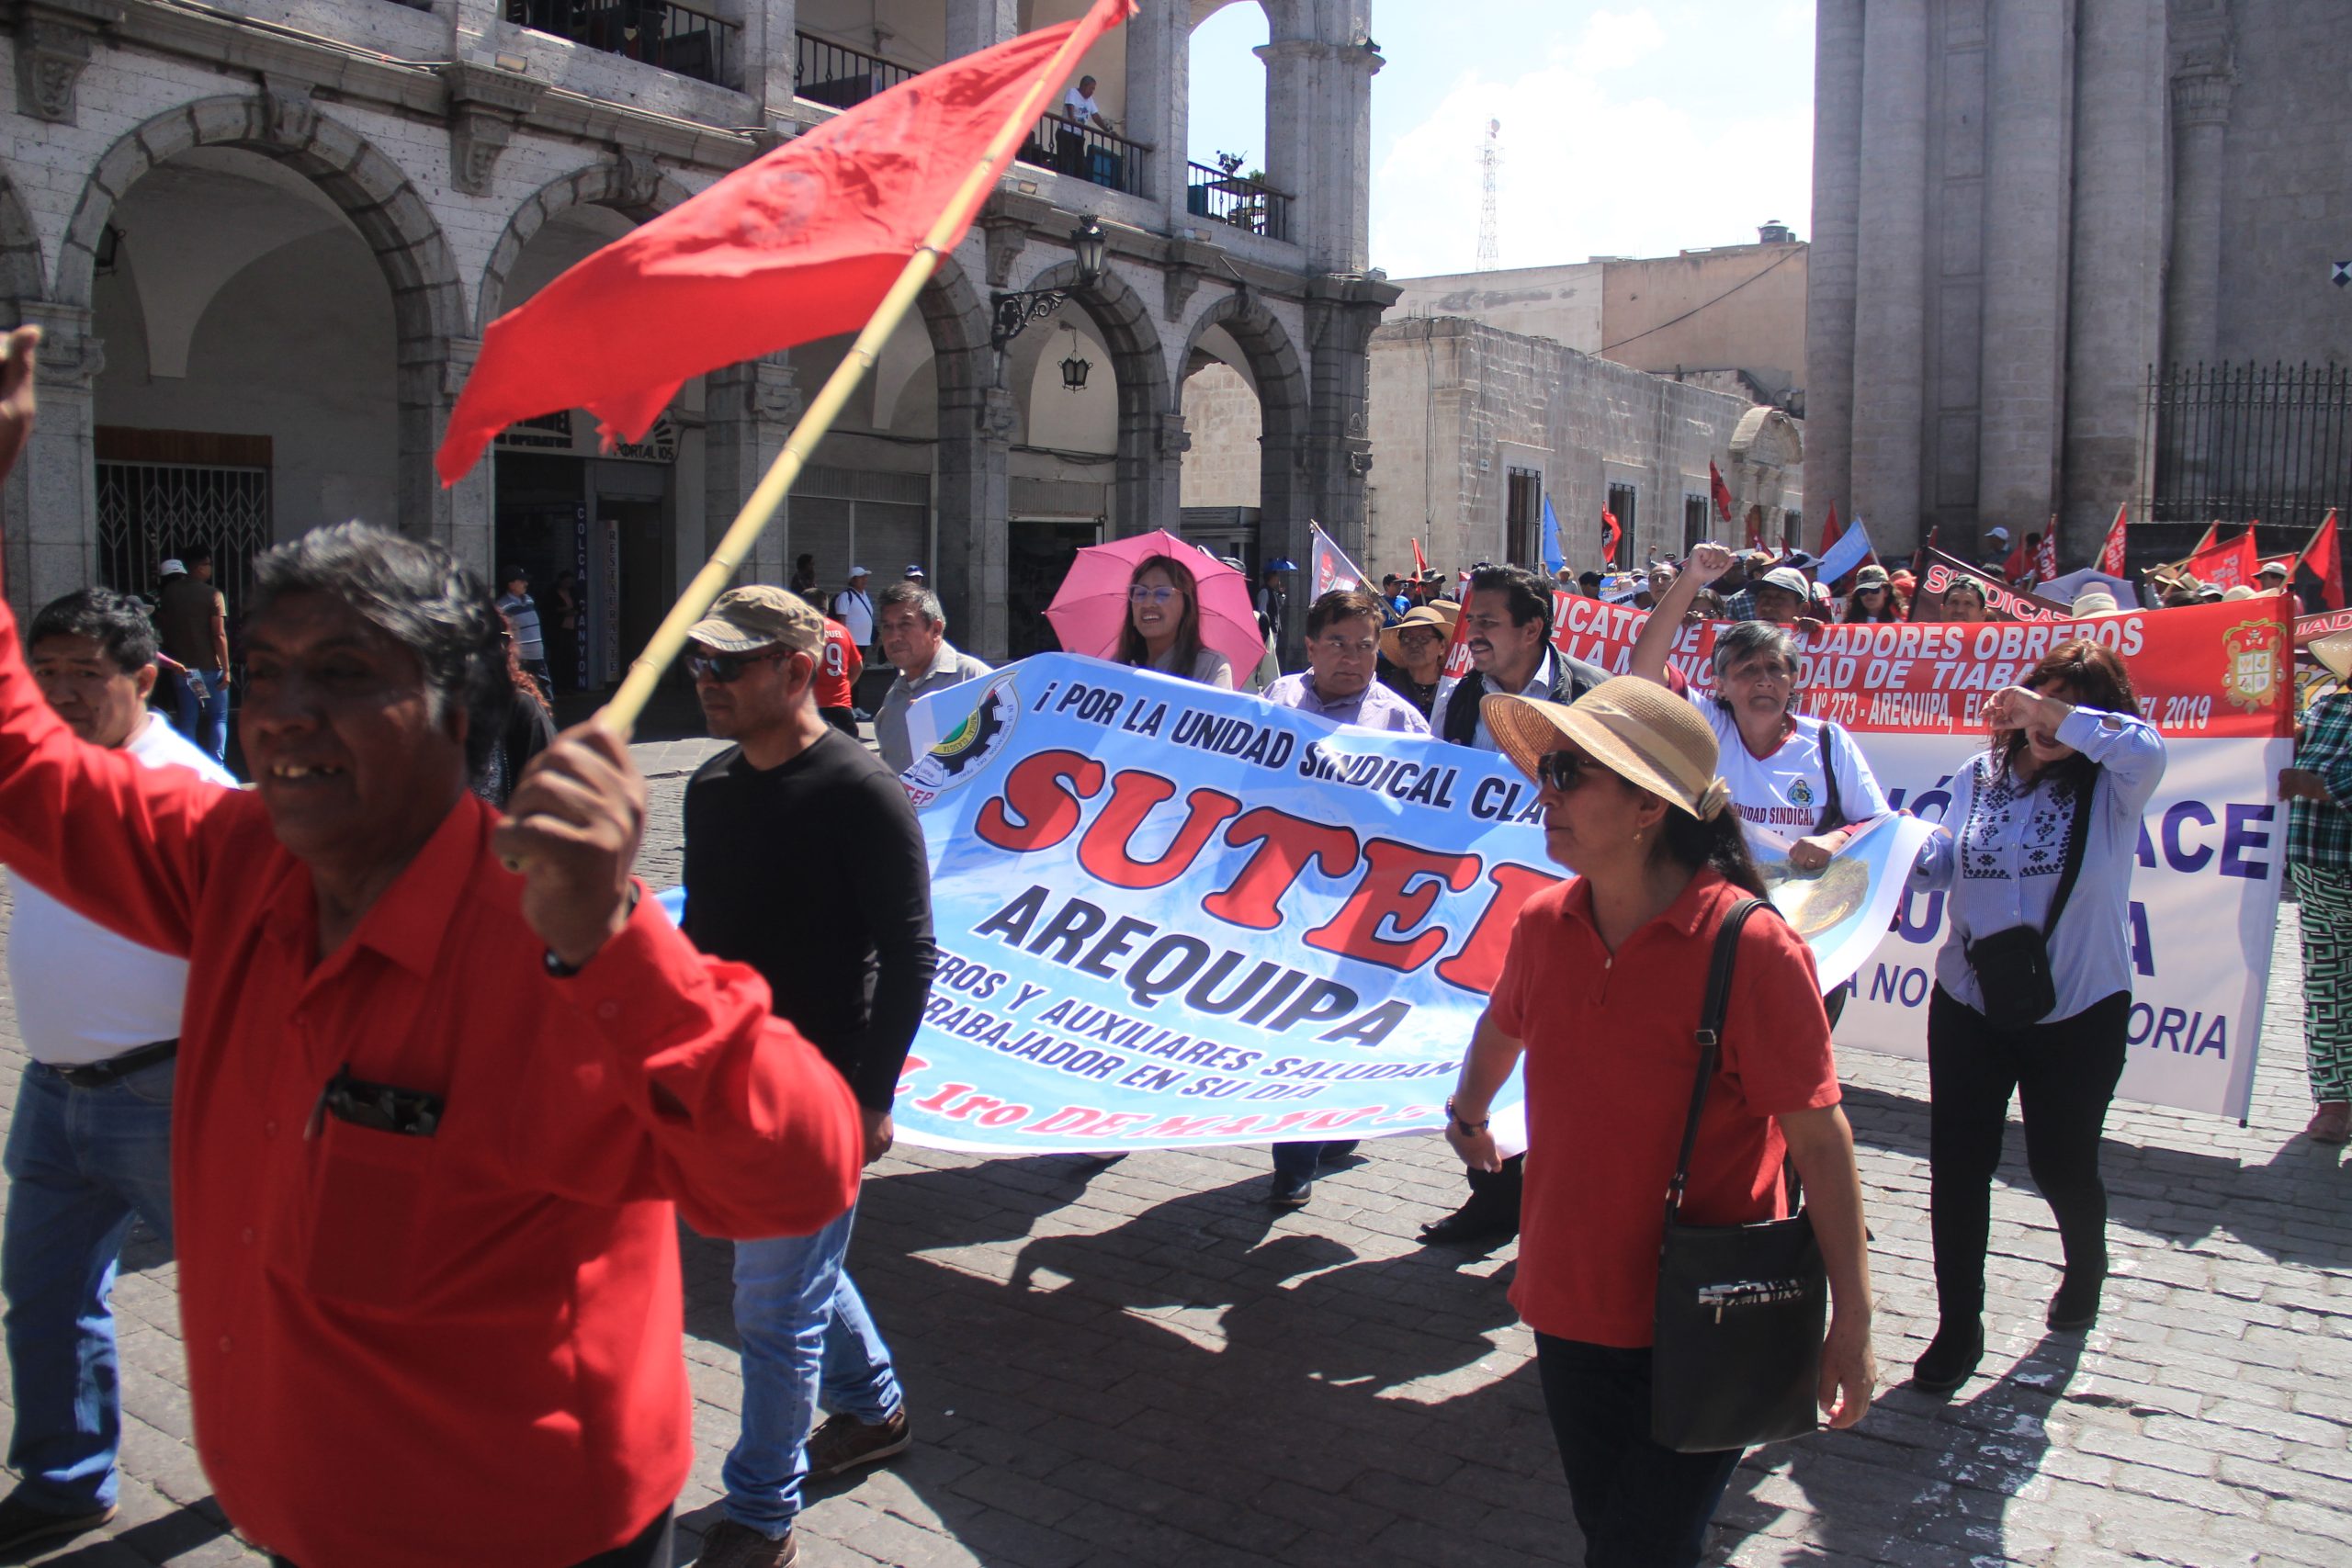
[
  {"xmin": 1535, "ymin": 750, "xmax": 1604, "ymax": 793},
  {"xmin": 1128, "ymin": 584, "xmax": 1181, "ymax": 604},
  {"xmin": 686, "ymin": 648, "xmax": 791, "ymax": 683}
]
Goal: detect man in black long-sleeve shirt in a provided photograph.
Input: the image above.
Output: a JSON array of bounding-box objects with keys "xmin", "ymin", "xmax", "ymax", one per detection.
[{"xmin": 675, "ymin": 587, "xmax": 935, "ymax": 1568}]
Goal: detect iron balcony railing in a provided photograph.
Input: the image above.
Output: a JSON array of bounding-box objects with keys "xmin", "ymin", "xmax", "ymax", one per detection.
[
  {"xmin": 1184, "ymin": 162, "xmax": 1291, "ymax": 241},
  {"xmin": 506, "ymin": 0, "xmax": 739, "ymax": 89},
  {"xmin": 794, "ymin": 30, "xmax": 916, "ymax": 110},
  {"xmin": 2139, "ymin": 360, "xmax": 2352, "ymax": 567},
  {"xmin": 1016, "ymin": 112, "xmax": 1148, "ymax": 197}
]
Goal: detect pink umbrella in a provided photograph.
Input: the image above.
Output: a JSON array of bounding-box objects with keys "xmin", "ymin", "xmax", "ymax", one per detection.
[{"xmin": 1043, "ymin": 528, "xmax": 1267, "ymax": 677}]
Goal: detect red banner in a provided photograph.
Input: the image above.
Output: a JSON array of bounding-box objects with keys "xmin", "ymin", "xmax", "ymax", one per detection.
[
  {"xmin": 2297, "ymin": 606, "xmax": 2352, "ymax": 646},
  {"xmin": 1917, "ymin": 547, "xmax": 2072, "ymax": 621}
]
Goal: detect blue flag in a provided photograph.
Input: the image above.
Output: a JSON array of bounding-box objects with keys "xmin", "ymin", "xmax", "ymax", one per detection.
[
  {"xmin": 1540, "ymin": 494, "xmax": 1566, "ymax": 574},
  {"xmin": 1816, "ymin": 517, "xmax": 1874, "ymax": 585}
]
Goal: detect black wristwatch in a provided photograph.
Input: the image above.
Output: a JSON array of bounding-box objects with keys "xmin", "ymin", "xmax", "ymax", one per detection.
[{"xmin": 1445, "ymin": 1097, "xmax": 1488, "ymax": 1137}]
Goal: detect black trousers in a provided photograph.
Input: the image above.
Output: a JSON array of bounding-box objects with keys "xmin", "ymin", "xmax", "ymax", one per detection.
[
  {"xmin": 1927, "ymin": 985, "xmax": 2131, "ymax": 1319},
  {"xmin": 1535, "ymin": 1336, "xmax": 1742, "ymax": 1568},
  {"xmin": 271, "ymin": 1507, "xmax": 673, "ymax": 1568}
]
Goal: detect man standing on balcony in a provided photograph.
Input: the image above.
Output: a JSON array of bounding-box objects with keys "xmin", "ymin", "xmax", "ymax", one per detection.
[{"xmin": 1063, "ymin": 74, "xmax": 1115, "ymax": 133}]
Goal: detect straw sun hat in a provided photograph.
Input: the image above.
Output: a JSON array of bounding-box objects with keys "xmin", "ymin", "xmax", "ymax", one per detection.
[
  {"xmin": 1379, "ymin": 604, "xmax": 1453, "ymax": 665},
  {"xmin": 2312, "ymin": 631, "xmax": 2352, "ymax": 684},
  {"xmin": 1481, "ymin": 677, "xmax": 1735, "ymax": 821}
]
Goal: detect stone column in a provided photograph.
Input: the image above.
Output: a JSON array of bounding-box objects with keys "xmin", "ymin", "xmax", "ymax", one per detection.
[
  {"xmin": 399, "ymin": 335, "xmax": 492, "ymax": 581},
  {"xmin": 703, "ymin": 355, "xmax": 799, "ymax": 584},
  {"xmin": 4, "ymin": 301, "xmax": 100, "ymax": 619},
  {"xmin": 2164, "ymin": 67, "xmax": 2233, "ymax": 374},
  {"xmin": 1119, "ymin": 0, "xmax": 1186, "ymax": 214},
  {"xmin": 1295, "ymin": 273, "xmax": 1397, "ymax": 661},
  {"xmin": 1974, "ymin": 0, "xmax": 2072, "ymax": 536},
  {"xmin": 2062, "ymin": 0, "xmax": 2167, "ymax": 553},
  {"xmin": 1848, "ymin": 0, "xmax": 1929, "ymax": 550},
  {"xmin": 944, "ymin": 0, "xmax": 1014, "ymax": 59},
  {"xmin": 1804, "ymin": 0, "xmax": 1864, "ymax": 527},
  {"xmin": 1257, "ymin": 33, "xmax": 1381, "ymax": 271},
  {"xmin": 743, "ymin": 0, "xmax": 800, "ymax": 120},
  {"xmin": 936, "ymin": 371, "xmax": 1012, "ymax": 661}
]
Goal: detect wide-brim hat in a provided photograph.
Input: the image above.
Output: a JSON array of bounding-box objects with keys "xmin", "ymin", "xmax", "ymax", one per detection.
[
  {"xmin": 2311, "ymin": 631, "xmax": 2352, "ymax": 682},
  {"xmin": 1481, "ymin": 678, "xmax": 1734, "ymax": 821},
  {"xmin": 1380, "ymin": 604, "xmax": 1453, "ymax": 665},
  {"xmin": 2071, "ymin": 590, "xmax": 2121, "ymax": 616}
]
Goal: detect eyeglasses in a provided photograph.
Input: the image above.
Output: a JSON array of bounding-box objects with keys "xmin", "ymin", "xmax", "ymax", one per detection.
[
  {"xmin": 1128, "ymin": 585, "xmax": 1181, "ymax": 604},
  {"xmin": 686, "ymin": 648, "xmax": 791, "ymax": 683},
  {"xmin": 1535, "ymin": 750, "xmax": 1603, "ymax": 793},
  {"xmin": 1396, "ymin": 630, "xmax": 1442, "ymax": 649}
]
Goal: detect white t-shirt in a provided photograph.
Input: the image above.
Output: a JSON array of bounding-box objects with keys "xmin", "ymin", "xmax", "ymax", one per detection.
[
  {"xmin": 1064, "ymin": 87, "xmax": 1101, "ymax": 121},
  {"xmin": 6, "ymin": 715, "xmax": 237, "ymax": 1065},
  {"xmin": 832, "ymin": 588, "xmax": 876, "ymax": 646},
  {"xmin": 1687, "ymin": 692, "xmax": 1888, "ymax": 849}
]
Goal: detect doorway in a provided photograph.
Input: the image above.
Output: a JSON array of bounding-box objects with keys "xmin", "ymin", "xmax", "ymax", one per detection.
[{"xmin": 1008, "ymin": 517, "xmax": 1102, "ymax": 660}]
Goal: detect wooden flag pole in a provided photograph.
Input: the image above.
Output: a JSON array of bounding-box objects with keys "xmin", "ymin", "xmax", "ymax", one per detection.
[{"xmin": 594, "ymin": 10, "xmax": 1116, "ymax": 738}]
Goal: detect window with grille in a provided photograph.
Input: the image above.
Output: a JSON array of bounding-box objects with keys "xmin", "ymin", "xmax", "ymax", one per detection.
[
  {"xmin": 95, "ymin": 429, "xmax": 273, "ymax": 612},
  {"xmin": 790, "ymin": 465, "xmax": 932, "ymax": 597},
  {"xmin": 1684, "ymin": 493, "xmax": 1713, "ymax": 552},
  {"xmin": 1504, "ymin": 468, "xmax": 1543, "ymax": 569},
  {"xmin": 1606, "ymin": 483, "xmax": 1637, "ymax": 563}
]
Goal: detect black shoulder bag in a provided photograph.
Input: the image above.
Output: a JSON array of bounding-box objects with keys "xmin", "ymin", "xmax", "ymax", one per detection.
[
  {"xmin": 1651, "ymin": 898, "xmax": 1829, "ymax": 1455},
  {"xmin": 1961, "ymin": 769, "xmax": 2095, "ymax": 1030}
]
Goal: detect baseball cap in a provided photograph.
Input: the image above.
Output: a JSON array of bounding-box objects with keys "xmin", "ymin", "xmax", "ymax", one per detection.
[
  {"xmin": 848, "ymin": 565, "xmax": 871, "ymax": 578},
  {"xmin": 158, "ymin": 558, "xmax": 186, "ymax": 577},
  {"xmin": 1760, "ymin": 566, "xmax": 1813, "ymax": 597},
  {"xmin": 684, "ymin": 585, "xmax": 823, "ymax": 655},
  {"xmin": 2257, "ymin": 558, "xmax": 2290, "ymax": 580},
  {"xmin": 904, "ymin": 564, "xmax": 925, "ymax": 578},
  {"xmin": 1985, "ymin": 525, "xmax": 2011, "ymax": 543}
]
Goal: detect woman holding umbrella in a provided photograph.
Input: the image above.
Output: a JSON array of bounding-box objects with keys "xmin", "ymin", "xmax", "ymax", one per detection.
[{"xmin": 1115, "ymin": 555, "xmax": 1235, "ymax": 688}]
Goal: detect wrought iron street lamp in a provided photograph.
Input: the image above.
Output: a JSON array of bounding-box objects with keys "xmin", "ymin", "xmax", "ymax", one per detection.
[{"xmin": 991, "ymin": 218, "xmax": 1108, "ymax": 354}]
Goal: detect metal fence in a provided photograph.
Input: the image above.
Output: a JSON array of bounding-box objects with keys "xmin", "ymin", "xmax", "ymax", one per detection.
[
  {"xmin": 506, "ymin": 0, "xmax": 739, "ymax": 88},
  {"xmin": 2140, "ymin": 361, "xmax": 2352, "ymax": 563},
  {"xmin": 794, "ymin": 30, "xmax": 914, "ymax": 110},
  {"xmin": 1184, "ymin": 163, "xmax": 1291, "ymax": 242},
  {"xmin": 95, "ymin": 461, "xmax": 271, "ymax": 609}
]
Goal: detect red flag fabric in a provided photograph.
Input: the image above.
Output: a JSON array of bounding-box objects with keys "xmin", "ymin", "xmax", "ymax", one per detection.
[
  {"xmin": 1600, "ymin": 509, "xmax": 1623, "ymax": 566},
  {"xmin": 2036, "ymin": 519, "xmax": 2058, "ymax": 582},
  {"xmin": 1709, "ymin": 461, "xmax": 1735, "ymax": 524},
  {"xmin": 1412, "ymin": 536, "xmax": 1429, "ymax": 576},
  {"xmin": 2184, "ymin": 526, "xmax": 2260, "ymax": 590},
  {"xmin": 1817, "ymin": 502, "xmax": 1840, "ymax": 559},
  {"xmin": 2299, "ymin": 510, "xmax": 2344, "ymax": 611},
  {"xmin": 2098, "ymin": 502, "xmax": 2129, "ymax": 576},
  {"xmin": 436, "ymin": 0, "xmax": 1134, "ymax": 483},
  {"xmin": 2002, "ymin": 535, "xmax": 2030, "ymax": 586}
]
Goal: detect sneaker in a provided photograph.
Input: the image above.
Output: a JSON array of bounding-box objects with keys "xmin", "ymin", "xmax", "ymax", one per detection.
[
  {"xmin": 0, "ymin": 1491, "xmax": 117, "ymax": 1553},
  {"xmin": 1417, "ymin": 1193, "xmax": 1519, "ymax": 1247},
  {"xmin": 2047, "ymin": 1271, "xmax": 2105, "ymax": 1331},
  {"xmin": 1910, "ymin": 1317, "xmax": 1984, "ymax": 1394},
  {"xmin": 694, "ymin": 1517, "xmax": 797, "ymax": 1567},
  {"xmin": 805, "ymin": 1405, "xmax": 911, "ymax": 1483}
]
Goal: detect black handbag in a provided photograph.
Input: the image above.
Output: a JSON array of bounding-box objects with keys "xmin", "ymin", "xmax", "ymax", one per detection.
[
  {"xmin": 1650, "ymin": 898, "xmax": 1829, "ymax": 1454},
  {"xmin": 1961, "ymin": 770, "xmax": 2095, "ymax": 1030}
]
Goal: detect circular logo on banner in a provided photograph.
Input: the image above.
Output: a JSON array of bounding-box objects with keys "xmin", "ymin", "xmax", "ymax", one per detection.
[{"xmin": 903, "ymin": 668, "xmax": 1023, "ymax": 805}]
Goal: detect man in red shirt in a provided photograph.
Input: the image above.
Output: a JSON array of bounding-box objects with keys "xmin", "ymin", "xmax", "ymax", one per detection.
[
  {"xmin": 0, "ymin": 326, "xmax": 863, "ymax": 1568},
  {"xmin": 815, "ymin": 614, "xmax": 864, "ymax": 737}
]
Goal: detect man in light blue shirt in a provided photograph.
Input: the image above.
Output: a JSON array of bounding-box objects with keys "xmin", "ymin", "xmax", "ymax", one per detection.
[
  {"xmin": 872, "ymin": 581, "xmax": 993, "ymax": 774},
  {"xmin": 1262, "ymin": 587, "xmax": 1430, "ymax": 739}
]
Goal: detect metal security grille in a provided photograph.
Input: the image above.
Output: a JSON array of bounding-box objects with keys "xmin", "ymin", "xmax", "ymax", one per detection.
[
  {"xmin": 95, "ymin": 461, "xmax": 271, "ymax": 608},
  {"xmin": 2141, "ymin": 362, "xmax": 2352, "ymax": 564}
]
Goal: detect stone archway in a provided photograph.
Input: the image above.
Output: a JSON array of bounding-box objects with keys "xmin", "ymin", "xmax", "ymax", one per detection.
[
  {"xmin": 0, "ymin": 158, "xmax": 52, "ymax": 614},
  {"xmin": 1177, "ymin": 291, "xmax": 1311, "ymax": 615},
  {"xmin": 55, "ymin": 93, "xmax": 473, "ymax": 563},
  {"xmin": 1014, "ymin": 257, "xmax": 1173, "ymax": 537},
  {"xmin": 474, "ymin": 156, "xmax": 701, "ymax": 330}
]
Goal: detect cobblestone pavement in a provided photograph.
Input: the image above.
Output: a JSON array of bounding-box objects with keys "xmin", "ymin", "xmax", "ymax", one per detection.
[{"xmin": 0, "ymin": 738, "xmax": 2345, "ymax": 1566}]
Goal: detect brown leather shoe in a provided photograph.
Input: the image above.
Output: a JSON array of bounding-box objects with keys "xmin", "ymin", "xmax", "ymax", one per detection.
[
  {"xmin": 805, "ymin": 1404, "xmax": 911, "ymax": 1483},
  {"xmin": 0, "ymin": 1491, "xmax": 115, "ymax": 1553},
  {"xmin": 2307, "ymin": 1101, "xmax": 2350, "ymax": 1145},
  {"xmin": 694, "ymin": 1517, "xmax": 797, "ymax": 1567}
]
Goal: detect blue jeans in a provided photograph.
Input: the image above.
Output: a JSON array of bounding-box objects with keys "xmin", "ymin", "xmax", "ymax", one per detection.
[
  {"xmin": 721, "ymin": 1205, "xmax": 901, "ymax": 1537},
  {"xmin": 1271, "ymin": 1139, "xmax": 1358, "ymax": 1180},
  {"xmin": 2, "ymin": 1058, "xmax": 175, "ymax": 1513},
  {"xmin": 1535, "ymin": 1335, "xmax": 1743, "ymax": 1568},
  {"xmin": 172, "ymin": 668, "xmax": 230, "ymax": 763}
]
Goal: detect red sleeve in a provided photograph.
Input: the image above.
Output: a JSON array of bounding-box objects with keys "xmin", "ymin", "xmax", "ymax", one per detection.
[
  {"xmin": 1483, "ymin": 897, "xmax": 1544, "ymax": 1040},
  {"xmin": 1721, "ymin": 910, "xmax": 1840, "ymax": 1116},
  {"xmin": 537, "ymin": 886, "xmax": 864, "ymax": 1238},
  {"xmin": 0, "ymin": 598, "xmax": 230, "ymax": 957}
]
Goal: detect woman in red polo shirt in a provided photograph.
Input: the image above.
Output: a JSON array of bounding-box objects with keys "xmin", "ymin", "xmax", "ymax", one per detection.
[{"xmin": 1444, "ymin": 678, "xmax": 1876, "ymax": 1568}]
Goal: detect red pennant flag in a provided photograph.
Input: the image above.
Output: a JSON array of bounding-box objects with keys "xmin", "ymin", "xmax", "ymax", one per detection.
[
  {"xmin": 1601, "ymin": 508, "xmax": 1623, "ymax": 567},
  {"xmin": 1817, "ymin": 502, "xmax": 1840, "ymax": 559},
  {"xmin": 2184, "ymin": 526, "xmax": 2261, "ymax": 590},
  {"xmin": 2299, "ymin": 510, "xmax": 2344, "ymax": 611},
  {"xmin": 436, "ymin": 0, "xmax": 1135, "ymax": 483},
  {"xmin": 1709, "ymin": 461, "xmax": 1735, "ymax": 524},
  {"xmin": 2036, "ymin": 517, "xmax": 2059, "ymax": 582},
  {"xmin": 1411, "ymin": 536, "xmax": 1429, "ymax": 577},
  {"xmin": 2098, "ymin": 502, "xmax": 2129, "ymax": 576}
]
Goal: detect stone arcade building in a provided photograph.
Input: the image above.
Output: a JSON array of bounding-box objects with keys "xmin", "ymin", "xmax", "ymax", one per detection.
[
  {"xmin": 1806, "ymin": 0, "xmax": 2352, "ymax": 566},
  {"xmin": 0, "ymin": 0, "xmax": 1395, "ymax": 667}
]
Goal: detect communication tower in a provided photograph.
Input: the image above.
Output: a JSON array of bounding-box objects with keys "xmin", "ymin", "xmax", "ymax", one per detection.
[{"xmin": 1476, "ymin": 118, "xmax": 1502, "ymax": 271}]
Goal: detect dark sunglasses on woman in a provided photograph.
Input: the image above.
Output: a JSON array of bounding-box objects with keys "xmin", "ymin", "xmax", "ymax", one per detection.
[{"xmin": 1536, "ymin": 750, "xmax": 1603, "ymax": 792}]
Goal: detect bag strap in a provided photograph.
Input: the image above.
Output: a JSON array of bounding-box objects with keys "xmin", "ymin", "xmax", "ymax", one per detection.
[
  {"xmin": 1815, "ymin": 719, "xmax": 1848, "ymax": 835},
  {"xmin": 1664, "ymin": 897, "xmax": 1762, "ymax": 1227},
  {"xmin": 2041, "ymin": 775, "xmax": 2098, "ymax": 939}
]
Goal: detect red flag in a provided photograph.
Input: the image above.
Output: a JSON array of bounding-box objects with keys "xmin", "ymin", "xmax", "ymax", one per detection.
[
  {"xmin": 1600, "ymin": 509, "xmax": 1623, "ymax": 567},
  {"xmin": 2299, "ymin": 510, "xmax": 2345, "ymax": 611},
  {"xmin": 2098, "ymin": 502, "xmax": 2129, "ymax": 576},
  {"xmin": 1709, "ymin": 461, "xmax": 1735, "ymax": 524},
  {"xmin": 1817, "ymin": 503, "xmax": 1840, "ymax": 559},
  {"xmin": 436, "ymin": 0, "xmax": 1135, "ymax": 483},
  {"xmin": 2036, "ymin": 517, "xmax": 2058, "ymax": 582},
  {"xmin": 1411, "ymin": 536, "xmax": 1428, "ymax": 577},
  {"xmin": 2002, "ymin": 534, "xmax": 2030, "ymax": 586},
  {"xmin": 2184, "ymin": 526, "xmax": 2260, "ymax": 589}
]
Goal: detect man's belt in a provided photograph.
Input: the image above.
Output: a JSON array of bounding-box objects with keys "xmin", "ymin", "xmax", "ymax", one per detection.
[{"xmin": 43, "ymin": 1039, "xmax": 178, "ymax": 1088}]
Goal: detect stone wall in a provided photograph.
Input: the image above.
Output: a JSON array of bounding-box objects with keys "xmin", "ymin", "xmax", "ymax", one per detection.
[
  {"xmin": 1178, "ymin": 361, "xmax": 1261, "ymax": 508},
  {"xmin": 1599, "ymin": 241, "xmax": 1807, "ymax": 396},
  {"xmin": 1361, "ymin": 316, "xmax": 1802, "ymax": 581}
]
